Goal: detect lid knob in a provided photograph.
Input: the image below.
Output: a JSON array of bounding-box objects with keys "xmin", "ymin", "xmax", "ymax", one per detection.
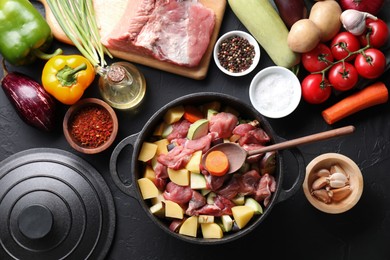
[{"xmin": 18, "ymin": 204, "xmax": 53, "ymax": 240}]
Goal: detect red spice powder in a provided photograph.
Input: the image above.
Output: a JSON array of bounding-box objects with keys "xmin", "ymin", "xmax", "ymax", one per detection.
[{"xmin": 70, "ymin": 105, "xmax": 113, "ymax": 148}]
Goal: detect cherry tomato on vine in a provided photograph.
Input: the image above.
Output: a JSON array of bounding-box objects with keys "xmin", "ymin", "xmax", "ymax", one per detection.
[
  {"xmin": 301, "ymin": 74, "xmax": 332, "ymax": 104},
  {"xmin": 359, "ymin": 18, "xmax": 389, "ymax": 49},
  {"xmin": 328, "ymin": 62, "xmax": 358, "ymax": 91},
  {"xmin": 302, "ymin": 43, "xmax": 334, "ymax": 73},
  {"xmin": 354, "ymin": 48, "xmax": 386, "ymax": 79},
  {"xmin": 330, "ymin": 32, "xmax": 361, "ymax": 61}
]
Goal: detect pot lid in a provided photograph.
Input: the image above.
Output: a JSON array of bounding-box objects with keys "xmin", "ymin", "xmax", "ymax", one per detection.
[{"xmin": 0, "ymin": 148, "xmax": 115, "ymax": 260}]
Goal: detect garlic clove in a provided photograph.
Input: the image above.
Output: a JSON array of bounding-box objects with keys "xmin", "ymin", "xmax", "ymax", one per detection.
[
  {"xmin": 330, "ymin": 164, "xmax": 348, "ymax": 178},
  {"xmin": 340, "ymin": 9, "xmax": 377, "ymax": 36},
  {"xmin": 312, "ymin": 176, "xmax": 328, "ymax": 190},
  {"xmin": 312, "ymin": 189, "xmax": 332, "ymax": 204},
  {"xmin": 315, "ymin": 168, "xmax": 331, "ymax": 178},
  {"xmin": 329, "ymin": 185, "xmax": 352, "ymax": 202},
  {"xmin": 329, "ymin": 172, "xmax": 349, "ymax": 188}
]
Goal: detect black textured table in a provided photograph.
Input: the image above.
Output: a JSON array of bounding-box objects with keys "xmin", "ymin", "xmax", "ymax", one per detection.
[{"xmin": 1, "ymin": 1, "xmax": 390, "ymax": 259}]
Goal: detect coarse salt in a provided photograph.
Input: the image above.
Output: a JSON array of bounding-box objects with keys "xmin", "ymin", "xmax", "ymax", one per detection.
[{"xmin": 253, "ymin": 74, "xmax": 296, "ymax": 113}]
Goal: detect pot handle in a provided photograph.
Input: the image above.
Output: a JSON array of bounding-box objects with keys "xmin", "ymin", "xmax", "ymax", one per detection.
[
  {"xmin": 109, "ymin": 133, "xmax": 139, "ymax": 198},
  {"xmin": 274, "ymin": 147, "xmax": 306, "ymax": 204}
]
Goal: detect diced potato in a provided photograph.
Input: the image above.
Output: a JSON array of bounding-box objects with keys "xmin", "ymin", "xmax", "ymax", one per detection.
[
  {"xmin": 231, "ymin": 205, "xmax": 255, "ymax": 229},
  {"xmin": 164, "ymin": 200, "xmax": 184, "ymax": 219},
  {"xmin": 167, "ymin": 168, "xmax": 190, "ymax": 186},
  {"xmin": 229, "ymin": 134, "xmax": 241, "ymax": 143},
  {"xmin": 201, "ymin": 223, "xmax": 223, "ymax": 239},
  {"xmin": 164, "ymin": 106, "xmax": 185, "ymax": 124},
  {"xmin": 185, "ymin": 150, "xmax": 202, "ymax": 173},
  {"xmin": 232, "ymin": 194, "xmax": 245, "ymax": 205},
  {"xmin": 138, "ymin": 142, "xmax": 158, "ymax": 162},
  {"xmin": 179, "ymin": 216, "xmax": 198, "ymax": 237},
  {"xmin": 137, "ymin": 178, "xmax": 159, "ymax": 200},
  {"xmin": 190, "ymin": 172, "xmax": 207, "ymax": 190},
  {"xmin": 151, "ymin": 191, "xmax": 165, "ymax": 205},
  {"xmin": 150, "ymin": 202, "xmax": 165, "ymax": 217},
  {"xmin": 198, "ymin": 215, "xmax": 214, "ymax": 224},
  {"xmin": 154, "ymin": 138, "xmax": 169, "ymax": 155},
  {"xmin": 143, "ymin": 165, "xmax": 156, "ymax": 182}
]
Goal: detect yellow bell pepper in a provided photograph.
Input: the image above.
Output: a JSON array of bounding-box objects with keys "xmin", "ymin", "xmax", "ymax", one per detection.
[{"xmin": 42, "ymin": 55, "xmax": 95, "ymax": 105}]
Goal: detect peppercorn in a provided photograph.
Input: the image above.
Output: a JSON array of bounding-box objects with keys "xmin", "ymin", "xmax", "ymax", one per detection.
[{"xmin": 217, "ymin": 35, "xmax": 256, "ymax": 73}]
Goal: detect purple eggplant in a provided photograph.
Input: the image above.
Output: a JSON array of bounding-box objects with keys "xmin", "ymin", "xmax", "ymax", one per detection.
[
  {"xmin": 1, "ymin": 71, "xmax": 56, "ymax": 131},
  {"xmin": 274, "ymin": 0, "xmax": 307, "ymax": 29}
]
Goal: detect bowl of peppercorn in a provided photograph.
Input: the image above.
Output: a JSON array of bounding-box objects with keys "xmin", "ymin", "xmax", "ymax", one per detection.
[
  {"xmin": 213, "ymin": 30, "xmax": 260, "ymax": 76},
  {"xmin": 63, "ymin": 98, "xmax": 119, "ymax": 154}
]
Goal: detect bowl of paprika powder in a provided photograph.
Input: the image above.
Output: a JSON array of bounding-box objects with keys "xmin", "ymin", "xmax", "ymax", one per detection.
[{"xmin": 63, "ymin": 98, "xmax": 118, "ymax": 154}]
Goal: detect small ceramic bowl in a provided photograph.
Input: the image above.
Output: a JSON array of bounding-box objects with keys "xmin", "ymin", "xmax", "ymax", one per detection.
[
  {"xmin": 303, "ymin": 153, "xmax": 364, "ymax": 214},
  {"xmin": 249, "ymin": 66, "xmax": 301, "ymax": 118},
  {"xmin": 63, "ymin": 98, "xmax": 118, "ymax": 154},
  {"xmin": 213, "ymin": 30, "xmax": 260, "ymax": 76}
]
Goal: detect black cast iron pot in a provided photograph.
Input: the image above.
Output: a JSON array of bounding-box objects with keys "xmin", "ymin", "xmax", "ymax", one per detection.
[{"xmin": 110, "ymin": 92, "xmax": 305, "ymax": 244}]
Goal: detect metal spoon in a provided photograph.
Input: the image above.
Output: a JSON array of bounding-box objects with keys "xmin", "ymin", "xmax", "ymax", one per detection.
[{"xmin": 202, "ymin": 125, "xmax": 355, "ymax": 174}]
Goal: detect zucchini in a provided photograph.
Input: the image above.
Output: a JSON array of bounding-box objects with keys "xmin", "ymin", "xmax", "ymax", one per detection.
[{"xmin": 228, "ymin": 0, "xmax": 300, "ymax": 68}]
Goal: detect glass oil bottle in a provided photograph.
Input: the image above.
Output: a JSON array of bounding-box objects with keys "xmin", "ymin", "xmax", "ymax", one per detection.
[{"xmin": 97, "ymin": 62, "xmax": 146, "ymax": 110}]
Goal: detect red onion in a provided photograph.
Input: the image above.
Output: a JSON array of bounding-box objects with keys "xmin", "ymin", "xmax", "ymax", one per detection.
[
  {"xmin": 338, "ymin": 0, "xmax": 384, "ymax": 16},
  {"xmin": 274, "ymin": 0, "xmax": 307, "ymax": 29}
]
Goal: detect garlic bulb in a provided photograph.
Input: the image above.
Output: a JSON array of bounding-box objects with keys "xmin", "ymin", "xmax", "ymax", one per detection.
[{"xmin": 340, "ymin": 9, "xmax": 377, "ymax": 36}]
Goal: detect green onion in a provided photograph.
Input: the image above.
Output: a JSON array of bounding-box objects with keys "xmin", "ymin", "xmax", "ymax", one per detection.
[{"xmin": 46, "ymin": 0, "xmax": 112, "ymax": 68}]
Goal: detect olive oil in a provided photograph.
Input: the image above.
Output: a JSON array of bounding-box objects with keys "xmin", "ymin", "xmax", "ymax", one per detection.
[{"xmin": 98, "ymin": 62, "xmax": 146, "ymax": 110}]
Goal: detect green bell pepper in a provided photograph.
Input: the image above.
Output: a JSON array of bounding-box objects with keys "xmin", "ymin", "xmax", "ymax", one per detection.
[{"xmin": 0, "ymin": 0, "xmax": 61, "ymax": 65}]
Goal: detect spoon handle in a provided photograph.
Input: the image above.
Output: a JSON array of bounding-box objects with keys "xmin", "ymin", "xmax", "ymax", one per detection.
[{"xmin": 247, "ymin": 125, "xmax": 356, "ymax": 156}]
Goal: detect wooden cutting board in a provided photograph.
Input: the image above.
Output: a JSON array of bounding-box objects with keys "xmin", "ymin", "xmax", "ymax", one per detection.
[{"xmin": 39, "ymin": 0, "xmax": 227, "ymax": 80}]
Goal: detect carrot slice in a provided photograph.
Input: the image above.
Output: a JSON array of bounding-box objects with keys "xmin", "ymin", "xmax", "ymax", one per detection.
[
  {"xmin": 322, "ymin": 82, "xmax": 388, "ymax": 125},
  {"xmin": 183, "ymin": 105, "xmax": 204, "ymax": 123},
  {"xmin": 205, "ymin": 150, "xmax": 230, "ymax": 176}
]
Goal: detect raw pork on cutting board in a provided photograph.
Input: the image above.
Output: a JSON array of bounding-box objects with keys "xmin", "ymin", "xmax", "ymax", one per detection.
[{"xmin": 100, "ymin": 0, "xmax": 216, "ymax": 68}]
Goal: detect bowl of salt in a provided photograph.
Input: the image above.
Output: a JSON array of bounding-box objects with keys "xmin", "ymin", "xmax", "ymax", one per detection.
[{"xmin": 249, "ymin": 66, "xmax": 301, "ymax": 118}]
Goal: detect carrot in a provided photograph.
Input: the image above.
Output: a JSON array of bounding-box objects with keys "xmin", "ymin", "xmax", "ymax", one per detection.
[
  {"xmin": 322, "ymin": 82, "xmax": 388, "ymax": 124},
  {"xmin": 205, "ymin": 150, "xmax": 230, "ymax": 176},
  {"xmin": 183, "ymin": 105, "xmax": 204, "ymax": 123}
]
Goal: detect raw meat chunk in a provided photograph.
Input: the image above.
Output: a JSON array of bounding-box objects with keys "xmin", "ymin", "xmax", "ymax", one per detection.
[
  {"xmin": 102, "ymin": 0, "xmax": 215, "ymax": 67},
  {"xmin": 209, "ymin": 112, "xmax": 238, "ymax": 139},
  {"xmin": 163, "ymin": 182, "xmax": 193, "ymax": 204}
]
